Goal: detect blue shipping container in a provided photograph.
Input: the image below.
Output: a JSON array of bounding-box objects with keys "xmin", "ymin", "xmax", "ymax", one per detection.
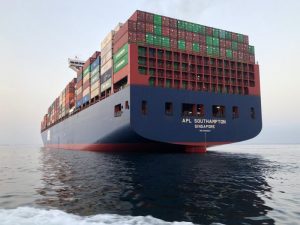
[
  {"xmin": 76, "ymin": 99, "xmax": 82, "ymax": 108},
  {"xmin": 91, "ymin": 57, "xmax": 101, "ymax": 71},
  {"xmin": 83, "ymin": 94, "xmax": 90, "ymax": 104}
]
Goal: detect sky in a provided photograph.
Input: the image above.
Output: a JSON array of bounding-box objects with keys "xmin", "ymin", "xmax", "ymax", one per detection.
[{"xmin": 0, "ymin": 0, "xmax": 299, "ymax": 145}]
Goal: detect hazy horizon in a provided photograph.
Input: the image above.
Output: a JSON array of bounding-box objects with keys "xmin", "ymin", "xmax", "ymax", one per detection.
[{"xmin": 0, "ymin": 0, "xmax": 299, "ymax": 145}]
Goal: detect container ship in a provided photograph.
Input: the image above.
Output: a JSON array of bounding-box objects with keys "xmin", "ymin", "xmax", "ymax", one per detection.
[{"xmin": 40, "ymin": 10, "xmax": 262, "ymax": 153}]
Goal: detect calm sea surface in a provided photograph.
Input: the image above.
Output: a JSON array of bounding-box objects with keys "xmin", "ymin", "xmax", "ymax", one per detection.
[{"xmin": 0, "ymin": 145, "xmax": 299, "ymax": 225}]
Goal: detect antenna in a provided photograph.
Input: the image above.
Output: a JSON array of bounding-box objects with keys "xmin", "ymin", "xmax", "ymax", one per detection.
[{"xmin": 68, "ymin": 57, "xmax": 84, "ymax": 72}]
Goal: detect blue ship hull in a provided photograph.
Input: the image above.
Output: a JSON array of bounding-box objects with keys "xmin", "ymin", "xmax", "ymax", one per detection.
[{"xmin": 41, "ymin": 85, "xmax": 262, "ymax": 152}]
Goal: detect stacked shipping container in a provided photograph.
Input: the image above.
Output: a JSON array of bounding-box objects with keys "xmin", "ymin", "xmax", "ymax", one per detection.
[
  {"xmin": 112, "ymin": 11, "xmax": 255, "ymax": 64},
  {"xmin": 41, "ymin": 10, "xmax": 258, "ymax": 132},
  {"xmin": 100, "ymin": 31, "xmax": 114, "ymax": 94}
]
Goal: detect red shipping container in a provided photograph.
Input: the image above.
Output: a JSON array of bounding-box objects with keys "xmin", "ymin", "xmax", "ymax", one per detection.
[
  {"xmin": 220, "ymin": 39, "xmax": 226, "ymax": 48},
  {"xmin": 199, "ymin": 35, "xmax": 206, "ymax": 45},
  {"xmin": 243, "ymin": 44, "xmax": 248, "ymax": 52},
  {"xmin": 206, "ymin": 27, "xmax": 213, "ymax": 36},
  {"xmin": 113, "ymin": 21, "xmax": 138, "ymax": 43},
  {"xmin": 178, "ymin": 30, "xmax": 185, "ymax": 39},
  {"xmin": 136, "ymin": 21, "xmax": 145, "ymax": 32},
  {"xmin": 145, "ymin": 13, "xmax": 154, "ymax": 23},
  {"xmin": 186, "ymin": 42, "xmax": 193, "ymax": 52},
  {"xmin": 170, "ymin": 38, "xmax": 177, "ymax": 49},
  {"xmin": 128, "ymin": 20, "xmax": 137, "ymax": 32},
  {"xmin": 162, "ymin": 16, "xmax": 170, "ymax": 27},
  {"xmin": 91, "ymin": 51, "xmax": 101, "ymax": 59},
  {"xmin": 136, "ymin": 32, "xmax": 146, "ymax": 42},
  {"xmin": 225, "ymin": 40, "xmax": 231, "ymax": 48},
  {"xmin": 146, "ymin": 23, "xmax": 154, "ymax": 33},
  {"xmin": 232, "ymin": 33, "xmax": 238, "ymax": 41},
  {"xmin": 233, "ymin": 50, "xmax": 238, "ymax": 60},
  {"xmin": 169, "ymin": 18, "xmax": 177, "ymax": 28},
  {"xmin": 162, "ymin": 27, "xmax": 170, "ymax": 36},
  {"xmin": 238, "ymin": 52, "xmax": 243, "ymax": 61},
  {"xmin": 185, "ymin": 31, "xmax": 193, "ymax": 42},
  {"xmin": 201, "ymin": 44, "xmax": 207, "ymax": 55},
  {"xmin": 243, "ymin": 53, "xmax": 249, "ymax": 62},
  {"xmin": 249, "ymin": 55, "xmax": 255, "ymax": 64},
  {"xmin": 129, "ymin": 10, "xmax": 146, "ymax": 21},
  {"xmin": 169, "ymin": 28, "xmax": 177, "ymax": 39},
  {"xmin": 238, "ymin": 43, "xmax": 244, "ymax": 51},
  {"xmin": 128, "ymin": 31, "xmax": 136, "ymax": 43},
  {"xmin": 192, "ymin": 33, "xmax": 200, "ymax": 42},
  {"xmin": 113, "ymin": 33, "xmax": 128, "ymax": 53},
  {"xmin": 220, "ymin": 48, "xmax": 226, "ymax": 58},
  {"xmin": 244, "ymin": 35, "xmax": 249, "ymax": 44}
]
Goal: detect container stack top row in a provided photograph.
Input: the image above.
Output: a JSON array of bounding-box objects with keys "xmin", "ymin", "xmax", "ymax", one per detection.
[{"xmin": 112, "ymin": 10, "xmax": 255, "ymax": 63}]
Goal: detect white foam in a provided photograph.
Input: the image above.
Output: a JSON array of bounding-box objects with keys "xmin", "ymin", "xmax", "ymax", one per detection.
[{"xmin": 0, "ymin": 207, "xmax": 195, "ymax": 225}]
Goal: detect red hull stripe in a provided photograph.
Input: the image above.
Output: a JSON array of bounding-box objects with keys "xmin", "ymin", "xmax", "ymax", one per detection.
[{"xmin": 44, "ymin": 142, "xmax": 229, "ymax": 153}]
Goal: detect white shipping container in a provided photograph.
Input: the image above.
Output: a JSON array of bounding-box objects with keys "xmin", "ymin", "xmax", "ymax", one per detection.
[
  {"xmin": 91, "ymin": 88, "xmax": 99, "ymax": 99},
  {"xmin": 101, "ymin": 50, "xmax": 113, "ymax": 66},
  {"xmin": 83, "ymin": 87, "xmax": 90, "ymax": 96},
  {"xmin": 101, "ymin": 59, "xmax": 113, "ymax": 74},
  {"xmin": 83, "ymin": 74, "xmax": 90, "ymax": 83},
  {"xmin": 91, "ymin": 81, "xmax": 100, "ymax": 91},
  {"xmin": 101, "ymin": 42, "xmax": 113, "ymax": 56},
  {"xmin": 101, "ymin": 31, "xmax": 115, "ymax": 49}
]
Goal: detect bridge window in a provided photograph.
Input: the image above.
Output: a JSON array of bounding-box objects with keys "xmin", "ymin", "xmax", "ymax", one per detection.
[
  {"xmin": 232, "ymin": 106, "xmax": 239, "ymax": 119},
  {"xmin": 182, "ymin": 103, "xmax": 195, "ymax": 116},
  {"xmin": 250, "ymin": 107, "xmax": 255, "ymax": 119},
  {"xmin": 212, "ymin": 105, "xmax": 226, "ymax": 118},
  {"xmin": 114, "ymin": 104, "xmax": 122, "ymax": 117},
  {"xmin": 165, "ymin": 102, "xmax": 173, "ymax": 116},
  {"xmin": 141, "ymin": 100, "xmax": 147, "ymax": 115},
  {"xmin": 197, "ymin": 104, "xmax": 205, "ymax": 117},
  {"xmin": 125, "ymin": 101, "xmax": 129, "ymax": 109}
]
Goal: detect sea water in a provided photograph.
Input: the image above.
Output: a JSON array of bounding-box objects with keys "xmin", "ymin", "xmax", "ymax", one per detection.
[{"xmin": 0, "ymin": 145, "xmax": 299, "ymax": 225}]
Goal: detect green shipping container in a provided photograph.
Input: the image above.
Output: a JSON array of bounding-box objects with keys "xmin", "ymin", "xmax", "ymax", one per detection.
[
  {"xmin": 207, "ymin": 46, "xmax": 213, "ymax": 56},
  {"xmin": 161, "ymin": 37, "xmax": 170, "ymax": 48},
  {"xmin": 114, "ymin": 43, "xmax": 128, "ymax": 63},
  {"xmin": 154, "ymin": 25, "xmax": 162, "ymax": 35},
  {"xmin": 177, "ymin": 20, "xmax": 185, "ymax": 30},
  {"xmin": 186, "ymin": 22, "xmax": 194, "ymax": 32},
  {"xmin": 83, "ymin": 66, "xmax": 90, "ymax": 76},
  {"xmin": 114, "ymin": 53, "xmax": 128, "ymax": 73},
  {"xmin": 178, "ymin": 40, "xmax": 186, "ymax": 50},
  {"xmin": 212, "ymin": 47, "xmax": 219, "ymax": 57},
  {"xmin": 154, "ymin": 14, "xmax": 162, "ymax": 25},
  {"xmin": 232, "ymin": 41, "xmax": 238, "ymax": 50},
  {"xmin": 192, "ymin": 43, "xmax": 200, "ymax": 52},
  {"xmin": 212, "ymin": 37, "xmax": 219, "ymax": 47},
  {"xmin": 213, "ymin": 28, "xmax": 220, "ymax": 38},
  {"xmin": 248, "ymin": 45, "xmax": 255, "ymax": 55},
  {"xmin": 237, "ymin": 34, "xmax": 244, "ymax": 43},
  {"xmin": 219, "ymin": 30, "xmax": 226, "ymax": 39},
  {"xmin": 193, "ymin": 24, "xmax": 205, "ymax": 34},
  {"xmin": 153, "ymin": 35, "xmax": 162, "ymax": 46},
  {"xmin": 226, "ymin": 49, "xmax": 233, "ymax": 58},
  {"xmin": 225, "ymin": 31, "xmax": 232, "ymax": 40},
  {"xmin": 206, "ymin": 36, "xmax": 213, "ymax": 46},
  {"xmin": 146, "ymin": 33, "xmax": 154, "ymax": 45}
]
